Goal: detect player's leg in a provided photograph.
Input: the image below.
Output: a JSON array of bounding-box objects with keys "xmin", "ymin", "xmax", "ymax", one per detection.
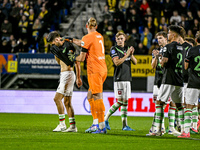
[
  {"xmin": 148, "ymin": 85, "xmax": 159, "ymax": 134},
  {"xmin": 53, "ymin": 92, "xmax": 66, "ymax": 131},
  {"xmin": 87, "ymin": 90, "xmax": 98, "ymax": 125},
  {"xmin": 53, "ymin": 72, "xmax": 68, "ymax": 132},
  {"xmin": 191, "ymin": 106, "xmax": 198, "ymax": 133},
  {"xmin": 177, "ymin": 88, "xmax": 199, "ymax": 138},
  {"xmin": 85, "ymin": 74, "xmax": 99, "ymax": 133},
  {"xmin": 121, "ymin": 82, "xmax": 135, "ymax": 131},
  {"xmin": 198, "ymin": 100, "xmax": 200, "ymax": 130},
  {"xmin": 168, "ymin": 101, "xmax": 176, "ymax": 132},
  {"xmin": 62, "ymin": 96, "xmax": 77, "ymax": 132},
  {"xmin": 92, "ymin": 72, "xmax": 107, "ymax": 134},
  {"xmin": 104, "ymin": 82, "xmax": 123, "ymax": 130},
  {"xmin": 171, "ymin": 86, "xmax": 184, "ymax": 136},
  {"xmin": 154, "ymin": 84, "xmax": 173, "ymax": 136}
]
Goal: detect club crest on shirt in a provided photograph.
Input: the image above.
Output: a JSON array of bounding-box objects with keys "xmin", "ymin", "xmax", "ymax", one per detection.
[
  {"xmin": 81, "ymin": 41, "xmax": 84, "ymax": 46},
  {"xmin": 111, "ymin": 50, "xmax": 115, "ymax": 54},
  {"xmin": 118, "ymin": 91, "xmax": 122, "ymax": 95},
  {"xmin": 163, "ymin": 47, "xmax": 167, "ymax": 52}
]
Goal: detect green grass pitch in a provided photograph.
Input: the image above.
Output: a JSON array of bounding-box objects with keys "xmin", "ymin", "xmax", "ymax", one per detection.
[{"xmin": 0, "ymin": 113, "xmax": 200, "ymax": 150}]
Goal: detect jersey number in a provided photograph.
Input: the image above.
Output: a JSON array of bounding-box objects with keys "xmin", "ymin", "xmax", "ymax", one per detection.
[
  {"xmin": 99, "ymin": 40, "xmax": 105, "ymax": 54},
  {"xmin": 194, "ymin": 56, "xmax": 200, "ymax": 75},
  {"xmin": 176, "ymin": 53, "xmax": 182, "ymax": 68},
  {"xmin": 175, "ymin": 53, "xmax": 182, "ymax": 73}
]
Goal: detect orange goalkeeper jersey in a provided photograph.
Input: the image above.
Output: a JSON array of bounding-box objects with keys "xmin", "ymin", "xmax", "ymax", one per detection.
[{"xmin": 81, "ymin": 31, "xmax": 107, "ymax": 74}]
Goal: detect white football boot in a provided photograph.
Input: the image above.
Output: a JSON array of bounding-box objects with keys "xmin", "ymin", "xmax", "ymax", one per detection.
[{"xmin": 53, "ymin": 124, "xmax": 66, "ymax": 132}]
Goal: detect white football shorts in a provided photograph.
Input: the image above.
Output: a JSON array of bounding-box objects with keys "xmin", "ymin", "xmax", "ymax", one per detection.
[
  {"xmin": 157, "ymin": 84, "xmax": 183, "ymax": 103},
  {"xmin": 56, "ymin": 71, "xmax": 75, "ymax": 96},
  {"xmin": 114, "ymin": 81, "xmax": 131, "ymax": 100},
  {"xmin": 185, "ymin": 88, "xmax": 200, "ymax": 105}
]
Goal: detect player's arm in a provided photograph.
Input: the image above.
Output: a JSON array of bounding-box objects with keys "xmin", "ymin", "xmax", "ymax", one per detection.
[
  {"xmin": 75, "ymin": 51, "xmax": 87, "ymax": 62},
  {"xmin": 75, "ymin": 61, "xmax": 82, "ymax": 88},
  {"xmin": 62, "ymin": 36, "xmax": 82, "ymax": 47},
  {"xmin": 113, "ymin": 47, "xmax": 132, "ymax": 66},
  {"xmin": 184, "ymin": 61, "xmax": 189, "ymax": 70},
  {"xmin": 160, "ymin": 57, "xmax": 168, "ymax": 67},
  {"xmin": 130, "ymin": 47, "xmax": 137, "ymax": 65},
  {"xmin": 151, "ymin": 50, "xmax": 159, "ymax": 69},
  {"xmin": 54, "ymin": 56, "xmax": 60, "ymax": 65},
  {"xmin": 72, "ymin": 38, "xmax": 82, "ymax": 47}
]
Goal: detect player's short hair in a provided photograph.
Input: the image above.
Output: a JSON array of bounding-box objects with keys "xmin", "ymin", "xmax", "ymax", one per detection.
[
  {"xmin": 87, "ymin": 17, "xmax": 97, "ymax": 29},
  {"xmin": 115, "ymin": 32, "xmax": 125, "ymax": 38},
  {"xmin": 184, "ymin": 37, "xmax": 195, "ymax": 46},
  {"xmin": 156, "ymin": 31, "xmax": 167, "ymax": 38},
  {"xmin": 195, "ymin": 31, "xmax": 200, "ymax": 43},
  {"xmin": 168, "ymin": 25, "xmax": 185, "ymax": 38},
  {"xmin": 47, "ymin": 31, "xmax": 60, "ymax": 42}
]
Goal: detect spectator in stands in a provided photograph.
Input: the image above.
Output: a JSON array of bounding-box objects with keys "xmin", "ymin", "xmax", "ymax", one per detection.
[
  {"xmin": 105, "ymin": 24, "xmax": 115, "ymax": 43},
  {"xmin": 112, "ymin": 9, "xmax": 125, "ymax": 32},
  {"xmin": 178, "ymin": 0, "xmax": 188, "ymax": 16},
  {"xmin": 148, "ymin": 0, "xmax": 161, "ymax": 25},
  {"xmin": 186, "ymin": 10, "xmax": 194, "ymax": 29},
  {"xmin": 0, "ymin": 39, "xmax": 11, "ymax": 53},
  {"xmin": 103, "ymin": 33, "xmax": 113, "ymax": 54},
  {"xmin": 10, "ymin": 39, "xmax": 19, "ymax": 53},
  {"xmin": 145, "ymin": 16, "xmax": 155, "ymax": 36},
  {"xmin": 144, "ymin": 7, "xmax": 153, "ymax": 24},
  {"xmin": 130, "ymin": 28, "xmax": 140, "ymax": 48},
  {"xmin": 135, "ymin": 42, "xmax": 148, "ymax": 55},
  {"xmin": 0, "ymin": 0, "xmax": 11, "ymax": 18},
  {"xmin": 170, "ymin": 10, "xmax": 181, "ymax": 25},
  {"xmin": 28, "ymin": 8, "xmax": 35, "ymax": 27},
  {"xmin": 197, "ymin": 10, "xmax": 200, "ymax": 22},
  {"xmin": 97, "ymin": 18, "xmax": 110, "ymax": 35},
  {"xmin": 106, "ymin": 0, "xmax": 119, "ymax": 13},
  {"xmin": 127, "ymin": 8, "xmax": 140, "ymax": 33},
  {"xmin": 186, "ymin": 29, "xmax": 194, "ymax": 38},
  {"xmin": 191, "ymin": 19, "xmax": 200, "ymax": 35},
  {"xmin": 18, "ymin": 15, "xmax": 28, "ymax": 39},
  {"xmin": 1, "ymin": 18, "xmax": 12, "ymax": 41},
  {"xmin": 34, "ymin": 0, "xmax": 43, "ymax": 18},
  {"xmin": 9, "ymin": 0, "xmax": 21, "ymax": 38},
  {"xmin": 158, "ymin": 16, "xmax": 168, "ymax": 32},
  {"xmin": 118, "ymin": 0, "xmax": 129, "ymax": 13},
  {"xmin": 125, "ymin": 33, "xmax": 137, "ymax": 48},
  {"xmin": 38, "ymin": 33, "xmax": 50, "ymax": 53},
  {"xmin": 18, "ymin": 38, "xmax": 29, "ymax": 52},
  {"xmin": 162, "ymin": 0, "xmax": 174, "ymax": 23},
  {"xmin": 0, "ymin": 8, "xmax": 5, "ymax": 28},
  {"xmin": 140, "ymin": 27, "xmax": 152, "ymax": 49},
  {"xmin": 32, "ymin": 18, "xmax": 42, "ymax": 46},
  {"xmin": 178, "ymin": 14, "xmax": 189, "ymax": 32},
  {"xmin": 101, "ymin": 4, "xmax": 112, "ymax": 21},
  {"xmin": 189, "ymin": 0, "xmax": 200, "ymax": 17},
  {"xmin": 148, "ymin": 38, "xmax": 159, "ymax": 55},
  {"xmin": 140, "ymin": 0, "xmax": 149, "ymax": 16}
]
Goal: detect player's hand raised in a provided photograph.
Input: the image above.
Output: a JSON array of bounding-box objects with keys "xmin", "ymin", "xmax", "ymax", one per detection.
[
  {"xmin": 61, "ymin": 36, "xmax": 73, "ymax": 42},
  {"xmin": 68, "ymin": 52, "xmax": 77, "ymax": 62}
]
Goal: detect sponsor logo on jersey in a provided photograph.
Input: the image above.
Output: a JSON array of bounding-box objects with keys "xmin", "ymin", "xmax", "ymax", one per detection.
[
  {"xmin": 96, "ymin": 35, "xmax": 102, "ymax": 38},
  {"xmin": 163, "ymin": 47, "xmax": 167, "ymax": 52},
  {"xmin": 111, "ymin": 50, "xmax": 115, "ymax": 54},
  {"xmin": 62, "ymin": 48, "xmax": 66, "ymax": 53},
  {"xmin": 177, "ymin": 46, "xmax": 183, "ymax": 50},
  {"xmin": 81, "ymin": 41, "xmax": 84, "ymax": 46}
]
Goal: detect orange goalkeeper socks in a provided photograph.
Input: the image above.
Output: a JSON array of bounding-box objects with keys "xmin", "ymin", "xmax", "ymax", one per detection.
[{"xmin": 88, "ymin": 98, "xmax": 97, "ymax": 120}]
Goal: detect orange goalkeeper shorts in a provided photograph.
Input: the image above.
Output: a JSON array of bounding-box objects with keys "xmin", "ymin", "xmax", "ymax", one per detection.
[{"xmin": 88, "ymin": 72, "xmax": 107, "ymax": 94}]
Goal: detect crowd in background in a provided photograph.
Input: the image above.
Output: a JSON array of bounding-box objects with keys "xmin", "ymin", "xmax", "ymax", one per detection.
[
  {"xmin": 99, "ymin": 0, "xmax": 200, "ymax": 55},
  {"xmin": 0, "ymin": 0, "xmax": 72, "ymax": 53},
  {"xmin": 1, "ymin": 0, "xmax": 200, "ymax": 55}
]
